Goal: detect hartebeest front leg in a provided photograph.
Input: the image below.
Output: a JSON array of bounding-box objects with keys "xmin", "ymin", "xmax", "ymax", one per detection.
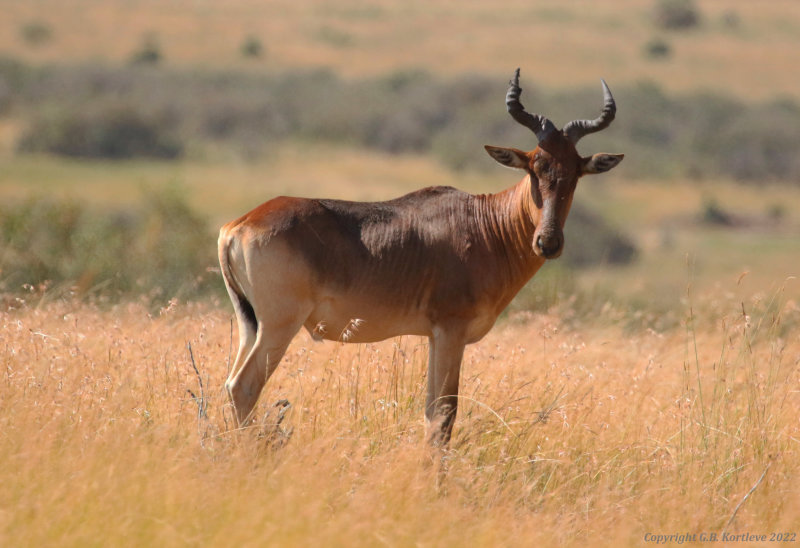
[{"xmin": 425, "ymin": 327, "xmax": 466, "ymax": 446}]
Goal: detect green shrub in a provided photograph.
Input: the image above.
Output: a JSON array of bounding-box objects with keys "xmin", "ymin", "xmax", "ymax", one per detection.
[
  {"xmin": 700, "ymin": 198, "xmax": 733, "ymax": 226},
  {"xmin": 18, "ymin": 102, "xmax": 183, "ymax": 159},
  {"xmin": 130, "ymin": 34, "xmax": 163, "ymax": 65},
  {"xmin": 562, "ymin": 204, "xmax": 637, "ymax": 267},
  {"xmin": 0, "ymin": 189, "xmax": 218, "ymax": 300},
  {"xmin": 714, "ymin": 100, "xmax": 800, "ymax": 182},
  {"xmin": 20, "ymin": 20, "xmax": 53, "ymax": 47},
  {"xmin": 653, "ymin": 0, "xmax": 701, "ymax": 30},
  {"xmin": 0, "ymin": 55, "xmax": 29, "ymax": 103},
  {"xmin": 644, "ymin": 38, "xmax": 672, "ymax": 59},
  {"xmin": 240, "ymin": 35, "xmax": 265, "ymax": 59},
  {"xmin": 0, "ymin": 79, "xmax": 10, "ymax": 115}
]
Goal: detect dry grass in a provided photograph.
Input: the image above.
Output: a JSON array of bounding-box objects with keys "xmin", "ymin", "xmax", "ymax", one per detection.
[
  {"xmin": 2, "ymin": 283, "xmax": 799, "ymax": 546},
  {"xmin": 2, "ymin": 0, "xmax": 800, "ymax": 100}
]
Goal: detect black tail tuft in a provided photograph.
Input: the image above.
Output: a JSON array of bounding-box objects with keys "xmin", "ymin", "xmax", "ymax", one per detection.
[
  {"xmin": 219, "ymin": 231, "xmax": 258, "ymax": 333},
  {"xmin": 236, "ymin": 291, "xmax": 258, "ymax": 331}
]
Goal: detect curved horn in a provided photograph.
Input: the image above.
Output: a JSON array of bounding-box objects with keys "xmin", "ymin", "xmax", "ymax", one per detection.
[
  {"xmin": 562, "ymin": 79, "xmax": 617, "ymax": 144},
  {"xmin": 506, "ymin": 68, "xmax": 557, "ymax": 143}
]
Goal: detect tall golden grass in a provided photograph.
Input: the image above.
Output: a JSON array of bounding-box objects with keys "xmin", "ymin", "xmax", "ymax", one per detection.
[{"xmin": 2, "ymin": 281, "xmax": 798, "ymax": 546}]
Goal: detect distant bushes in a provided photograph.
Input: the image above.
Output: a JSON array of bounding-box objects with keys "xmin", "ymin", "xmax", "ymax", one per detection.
[
  {"xmin": 643, "ymin": 38, "xmax": 672, "ymax": 59},
  {"xmin": 712, "ymin": 100, "xmax": 800, "ymax": 181},
  {"xmin": 653, "ymin": 0, "xmax": 701, "ymax": 30},
  {"xmin": 240, "ymin": 35, "xmax": 265, "ymax": 59},
  {"xmin": 19, "ymin": 102, "xmax": 183, "ymax": 159},
  {"xmin": 3, "ymin": 59, "xmax": 800, "ymax": 183},
  {"xmin": 562, "ymin": 205, "xmax": 637, "ymax": 268},
  {"xmin": 129, "ymin": 34, "xmax": 163, "ymax": 65},
  {"xmin": 19, "ymin": 20, "xmax": 54, "ymax": 47},
  {"xmin": 0, "ymin": 56, "xmax": 25, "ymax": 114},
  {"xmin": 0, "ymin": 189, "xmax": 218, "ymax": 300}
]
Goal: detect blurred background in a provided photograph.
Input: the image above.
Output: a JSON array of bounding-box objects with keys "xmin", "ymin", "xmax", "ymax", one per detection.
[{"xmin": 1, "ymin": 0, "xmax": 798, "ymax": 325}]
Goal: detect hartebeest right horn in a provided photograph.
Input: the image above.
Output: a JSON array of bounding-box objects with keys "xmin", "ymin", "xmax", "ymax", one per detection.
[
  {"xmin": 506, "ymin": 68, "xmax": 557, "ymax": 143},
  {"xmin": 562, "ymin": 79, "xmax": 617, "ymax": 144}
]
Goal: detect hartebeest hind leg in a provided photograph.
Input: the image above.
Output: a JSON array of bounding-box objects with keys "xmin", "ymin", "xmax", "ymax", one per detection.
[
  {"xmin": 225, "ymin": 307, "xmax": 307, "ymax": 426},
  {"xmin": 224, "ymin": 289, "xmax": 258, "ymax": 388},
  {"xmin": 425, "ymin": 327, "xmax": 466, "ymax": 446}
]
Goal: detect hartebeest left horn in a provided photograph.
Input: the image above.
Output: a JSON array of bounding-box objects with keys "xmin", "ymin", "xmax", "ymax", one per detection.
[
  {"xmin": 506, "ymin": 68, "xmax": 557, "ymax": 143},
  {"xmin": 562, "ymin": 79, "xmax": 617, "ymax": 144}
]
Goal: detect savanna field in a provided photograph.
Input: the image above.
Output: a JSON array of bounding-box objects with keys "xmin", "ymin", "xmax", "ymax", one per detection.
[
  {"xmin": 2, "ymin": 286, "xmax": 800, "ymax": 546},
  {"xmin": 2, "ymin": 0, "xmax": 800, "ymax": 546}
]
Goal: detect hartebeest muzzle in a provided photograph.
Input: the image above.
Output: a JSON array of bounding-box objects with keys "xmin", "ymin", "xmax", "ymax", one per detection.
[{"xmin": 535, "ymin": 228, "xmax": 564, "ymax": 259}]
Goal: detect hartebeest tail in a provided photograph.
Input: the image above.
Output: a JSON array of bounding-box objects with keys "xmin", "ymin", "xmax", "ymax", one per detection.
[
  {"xmin": 219, "ymin": 69, "xmax": 624, "ymax": 444},
  {"xmin": 218, "ymin": 235, "xmax": 257, "ymax": 333}
]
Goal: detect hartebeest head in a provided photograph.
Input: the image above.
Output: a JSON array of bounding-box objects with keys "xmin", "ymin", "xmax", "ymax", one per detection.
[{"xmin": 485, "ymin": 69, "xmax": 624, "ymax": 259}]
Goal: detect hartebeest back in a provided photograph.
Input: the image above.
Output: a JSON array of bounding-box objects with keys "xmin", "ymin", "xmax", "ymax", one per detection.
[{"xmin": 218, "ymin": 69, "xmax": 623, "ymax": 444}]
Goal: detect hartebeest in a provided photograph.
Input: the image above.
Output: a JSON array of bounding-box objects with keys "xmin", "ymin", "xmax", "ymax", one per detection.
[{"xmin": 218, "ymin": 69, "xmax": 623, "ymax": 444}]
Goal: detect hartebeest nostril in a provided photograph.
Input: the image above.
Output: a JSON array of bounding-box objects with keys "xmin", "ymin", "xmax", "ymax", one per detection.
[{"xmin": 536, "ymin": 235, "xmax": 562, "ymax": 258}]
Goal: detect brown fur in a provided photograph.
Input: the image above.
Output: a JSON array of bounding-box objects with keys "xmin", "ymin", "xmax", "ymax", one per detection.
[{"xmin": 219, "ymin": 114, "xmax": 622, "ymax": 445}]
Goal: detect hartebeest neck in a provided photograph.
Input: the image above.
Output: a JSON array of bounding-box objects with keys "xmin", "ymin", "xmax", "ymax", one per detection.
[{"xmin": 474, "ymin": 175, "xmax": 547, "ymax": 281}]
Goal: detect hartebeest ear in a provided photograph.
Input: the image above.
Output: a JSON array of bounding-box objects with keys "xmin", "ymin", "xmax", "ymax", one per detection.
[
  {"xmin": 484, "ymin": 145, "xmax": 530, "ymax": 170},
  {"xmin": 582, "ymin": 153, "xmax": 624, "ymax": 175}
]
